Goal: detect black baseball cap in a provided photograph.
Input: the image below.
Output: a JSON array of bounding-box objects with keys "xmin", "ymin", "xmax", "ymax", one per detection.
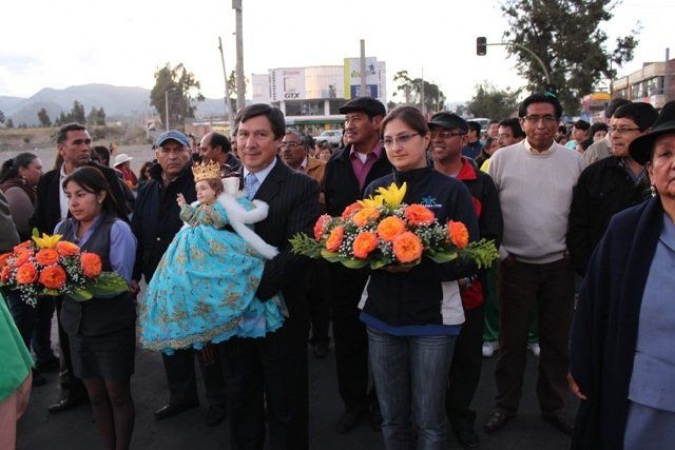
[{"xmin": 428, "ymin": 112, "xmax": 469, "ymax": 133}]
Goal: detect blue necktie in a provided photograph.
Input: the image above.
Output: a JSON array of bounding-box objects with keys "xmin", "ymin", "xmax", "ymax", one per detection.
[{"xmin": 245, "ymin": 173, "xmax": 259, "ymax": 200}]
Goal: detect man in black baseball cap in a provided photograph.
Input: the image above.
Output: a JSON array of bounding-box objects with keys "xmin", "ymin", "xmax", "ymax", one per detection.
[{"xmin": 338, "ymin": 96, "xmax": 387, "ymax": 118}]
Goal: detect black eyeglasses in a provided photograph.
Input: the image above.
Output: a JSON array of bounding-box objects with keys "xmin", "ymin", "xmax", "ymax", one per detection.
[
  {"xmin": 522, "ymin": 115, "xmax": 557, "ymax": 124},
  {"xmin": 280, "ymin": 141, "xmax": 303, "ymax": 149}
]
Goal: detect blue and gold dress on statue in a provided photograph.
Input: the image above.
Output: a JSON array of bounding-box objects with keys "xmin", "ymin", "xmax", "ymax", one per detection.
[{"xmin": 139, "ymin": 197, "xmax": 286, "ymax": 354}]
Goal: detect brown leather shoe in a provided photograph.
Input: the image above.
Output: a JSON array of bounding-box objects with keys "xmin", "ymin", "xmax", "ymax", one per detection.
[
  {"xmin": 484, "ymin": 410, "xmax": 514, "ymax": 433},
  {"xmin": 542, "ymin": 411, "xmax": 574, "ymax": 435}
]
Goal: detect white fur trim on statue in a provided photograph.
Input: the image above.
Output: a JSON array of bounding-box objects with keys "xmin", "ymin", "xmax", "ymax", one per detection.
[{"xmin": 217, "ymin": 193, "xmax": 279, "ymax": 260}]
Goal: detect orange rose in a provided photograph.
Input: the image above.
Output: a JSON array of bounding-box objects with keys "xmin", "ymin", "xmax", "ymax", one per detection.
[
  {"xmin": 36, "ymin": 249, "xmax": 60, "ymax": 266},
  {"xmin": 352, "ymin": 232, "xmax": 379, "ymax": 259},
  {"xmin": 352, "ymin": 207, "xmax": 380, "ymax": 228},
  {"xmin": 81, "ymin": 253, "xmax": 103, "ymax": 278},
  {"xmin": 56, "ymin": 241, "xmax": 80, "ymax": 257},
  {"xmin": 39, "ymin": 265, "xmax": 67, "ymax": 290},
  {"xmin": 325, "ymin": 226, "xmax": 345, "ymax": 252},
  {"xmin": 313, "ymin": 214, "xmax": 332, "ymax": 241},
  {"xmin": 13, "ymin": 241, "xmax": 33, "ymax": 254},
  {"xmin": 376, "ymin": 216, "xmax": 407, "ymax": 242},
  {"xmin": 0, "ymin": 252, "xmax": 12, "ymax": 268},
  {"xmin": 404, "ymin": 204, "xmax": 435, "ymax": 227},
  {"xmin": 1, "ymin": 265, "xmax": 12, "ymax": 283},
  {"xmin": 341, "ymin": 202, "xmax": 363, "ymax": 219},
  {"xmin": 448, "ymin": 221, "xmax": 469, "ymax": 249},
  {"xmin": 15, "ymin": 262, "xmax": 38, "ymax": 284},
  {"xmin": 14, "ymin": 250, "xmax": 34, "ymax": 267},
  {"xmin": 392, "ymin": 232, "xmax": 423, "ymax": 264}
]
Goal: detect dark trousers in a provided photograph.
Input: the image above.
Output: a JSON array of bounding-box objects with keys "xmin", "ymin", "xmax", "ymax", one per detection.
[
  {"xmin": 218, "ymin": 319, "xmax": 309, "ymax": 450},
  {"xmin": 5, "ymin": 290, "xmax": 36, "ymax": 349},
  {"xmin": 494, "ymin": 257, "xmax": 575, "ymax": 415},
  {"xmin": 446, "ymin": 305, "xmax": 484, "ymax": 432},
  {"xmin": 55, "ymin": 297, "xmax": 86, "ymax": 396},
  {"xmin": 308, "ymin": 260, "xmax": 331, "ymax": 346},
  {"xmin": 161, "ymin": 345, "xmax": 227, "ymax": 407},
  {"xmin": 31, "ymin": 296, "xmax": 57, "ymax": 364},
  {"xmin": 329, "ymin": 264, "xmax": 373, "ymax": 412}
]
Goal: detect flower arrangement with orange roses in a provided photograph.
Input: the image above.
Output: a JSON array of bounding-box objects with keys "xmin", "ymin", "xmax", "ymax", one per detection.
[
  {"xmin": 291, "ymin": 182, "xmax": 499, "ymax": 270},
  {"xmin": 0, "ymin": 231, "xmax": 128, "ymax": 307}
]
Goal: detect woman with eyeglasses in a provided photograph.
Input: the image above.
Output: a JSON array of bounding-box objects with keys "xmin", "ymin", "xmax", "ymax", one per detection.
[{"xmin": 359, "ymin": 106, "xmax": 479, "ymax": 449}]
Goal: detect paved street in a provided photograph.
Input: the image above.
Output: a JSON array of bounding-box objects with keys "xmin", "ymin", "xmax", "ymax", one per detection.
[{"xmin": 17, "ymin": 338, "xmax": 577, "ymax": 449}]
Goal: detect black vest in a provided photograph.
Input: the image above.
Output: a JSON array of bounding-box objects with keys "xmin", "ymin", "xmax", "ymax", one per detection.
[{"xmin": 57, "ymin": 215, "xmax": 135, "ymax": 336}]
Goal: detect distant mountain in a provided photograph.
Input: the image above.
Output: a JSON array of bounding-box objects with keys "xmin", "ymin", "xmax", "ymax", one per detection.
[{"xmin": 3, "ymin": 84, "xmax": 230, "ymax": 127}]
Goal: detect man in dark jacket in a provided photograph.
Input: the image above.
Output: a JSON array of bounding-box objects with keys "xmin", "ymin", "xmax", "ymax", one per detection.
[
  {"xmin": 430, "ymin": 112, "xmax": 503, "ymax": 448},
  {"xmin": 567, "ymin": 102, "xmax": 658, "ymax": 276},
  {"xmin": 30, "ymin": 122, "xmax": 131, "ymax": 413},
  {"xmin": 131, "ymin": 130, "xmax": 228, "ymax": 427},
  {"xmin": 323, "ymin": 96, "xmax": 392, "ymax": 432}
]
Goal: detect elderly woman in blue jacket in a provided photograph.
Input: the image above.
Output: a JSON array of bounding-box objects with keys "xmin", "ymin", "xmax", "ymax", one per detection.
[
  {"xmin": 359, "ymin": 106, "xmax": 479, "ymax": 449},
  {"xmin": 570, "ymin": 100, "xmax": 675, "ymax": 449}
]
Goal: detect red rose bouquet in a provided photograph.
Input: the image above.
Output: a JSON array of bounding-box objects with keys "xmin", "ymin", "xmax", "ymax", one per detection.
[
  {"xmin": 0, "ymin": 231, "xmax": 128, "ymax": 306},
  {"xmin": 291, "ymin": 182, "xmax": 498, "ymax": 269}
]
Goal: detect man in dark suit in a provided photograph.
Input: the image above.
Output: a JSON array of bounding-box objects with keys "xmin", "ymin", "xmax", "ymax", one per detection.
[
  {"xmin": 218, "ymin": 104, "xmax": 321, "ymax": 449},
  {"xmin": 30, "ymin": 122, "xmax": 131, "ymax": 413},
  {"xmin": 131, "ymin": 130, "xmax": 229, "ymax": 427}
]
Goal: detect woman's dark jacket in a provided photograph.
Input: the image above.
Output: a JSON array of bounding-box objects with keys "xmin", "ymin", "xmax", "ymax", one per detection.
[{"xmin": 570, "ymin": 196, "xmax": 663, "ymax": 449}]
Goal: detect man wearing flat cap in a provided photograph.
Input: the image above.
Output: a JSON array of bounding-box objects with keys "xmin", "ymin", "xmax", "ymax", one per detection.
[
  {"xmin": 131, "ymin": 130, "xmax": 228, "ymax": 427},
  {"xmin": 323, "ymin": 97, "xmax": 391, "ymax": 432}
]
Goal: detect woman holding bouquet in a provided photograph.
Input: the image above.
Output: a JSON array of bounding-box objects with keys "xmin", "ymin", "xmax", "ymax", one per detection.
[
  {"xmin": 360, "ymin": 106, "xmax": 480, "ymax": 449},
  {"xmin": 56, "ymin": 166, "xmax": 137, "ymax": 450}
]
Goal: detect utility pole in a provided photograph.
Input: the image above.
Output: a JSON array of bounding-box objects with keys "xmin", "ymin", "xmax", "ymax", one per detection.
[
  {"xmin": 164, "ymin": 89, "xmax": 170, "ymax": 131},
  {"xmin": 218, "ymin": 36, "xmax": 235, "ymax": 132},
  {"xmin": 360, "ymin": 39, "xmax": 367, "ymax": 97},
  {"xmin": 421, "ymin": 67, "xmax": 425, "ymax": 115},
  {"xmin": 233, "ymin": 0, "xmax": 245, "ymax": 111}
]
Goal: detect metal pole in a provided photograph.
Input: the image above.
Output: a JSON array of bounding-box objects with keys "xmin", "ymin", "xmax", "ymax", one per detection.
[
  {"xmin": 219, "ymin": 36, "xmax": 235, "ymax": 132},
  {"xmin": 485, "ymin": 42, "xmax": 551, "ymax": 86},
  {"xmin": 233, "ymin": 0, "xmax": 245, "ymax": 110},
  {"xmin": 164, "ymin": 90, "xmax": 170, "ymax": 131},
  {"xmin": 421, "ymin": 67, "xmax": 425, "ymax": 114},
  {"xmin": 360, "ymin": 39, "xmax": 367, "ymax": 97}
]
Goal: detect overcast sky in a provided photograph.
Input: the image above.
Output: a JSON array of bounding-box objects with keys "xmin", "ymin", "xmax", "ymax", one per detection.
[{"xmin": 1, "ymin": 0, "xmax": 673, "ymax": 102}]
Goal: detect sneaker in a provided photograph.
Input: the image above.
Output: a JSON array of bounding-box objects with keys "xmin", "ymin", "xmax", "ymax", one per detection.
[
  {"xmin": 482, "ymin": 341, "xmax": 499, "ymax": 358},
  {"xmin": 527, "ymin": 343, "xmax": 540, "ymax": 358}
]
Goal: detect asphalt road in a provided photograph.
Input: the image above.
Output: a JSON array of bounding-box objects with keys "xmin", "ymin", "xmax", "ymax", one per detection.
[{"xmin": 17, "ymin": 338, "xmax": 577, "ymax": 449}]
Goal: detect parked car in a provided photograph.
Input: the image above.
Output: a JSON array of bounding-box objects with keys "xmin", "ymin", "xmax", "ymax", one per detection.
[{"xmin": 314, "ymin": 130, "xmax": 343, "ymax": 148}]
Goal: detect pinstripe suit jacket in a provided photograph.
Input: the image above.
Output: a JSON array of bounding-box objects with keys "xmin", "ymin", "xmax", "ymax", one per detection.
[{"xmin": 251, "ymin": 157, "xmax": 321, "ymax": 324}]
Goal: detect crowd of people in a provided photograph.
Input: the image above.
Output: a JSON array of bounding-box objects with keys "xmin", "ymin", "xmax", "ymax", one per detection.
[{"xmin": 1, "ymin": 92, "xmax": 674, "ymax": 450}]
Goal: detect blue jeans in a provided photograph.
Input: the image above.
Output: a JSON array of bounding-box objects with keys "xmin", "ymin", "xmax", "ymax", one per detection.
[{"xmin": 368, "ymin": 327, "xmax": 456, "ymax": 450}]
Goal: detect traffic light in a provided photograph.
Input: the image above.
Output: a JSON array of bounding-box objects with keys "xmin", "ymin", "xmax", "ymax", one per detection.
[{"xmin": 476, "ymin": 37, "xmax": 487, "ymax": 56}]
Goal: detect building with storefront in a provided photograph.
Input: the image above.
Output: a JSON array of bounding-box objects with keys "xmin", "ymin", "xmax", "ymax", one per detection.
[
  {"xmin": 612, "ymin": 57, "xmax": 675, "ymax": 109},
  {"xmin": 252, "ymin": 58, "xmax": 387, "ymax": 135}
]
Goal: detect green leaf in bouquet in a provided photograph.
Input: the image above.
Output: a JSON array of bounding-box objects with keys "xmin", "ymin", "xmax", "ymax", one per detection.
[
  {"xmin": 90, "ymin": 272, "xmax": 129, "ymax": 298},
  {"xmin": 426, "ymin": 251, "xmax": 459, "ymax": 264},
  {"xmin": 67, "ymin": 287, "xmax": 94, "ymax": 302},
  {"xmin": 290, "ymin": 233, "xmax": 323, "ymax": 258},
  {"xmin": 340, "ymin": 258, "xmax": 368, "ymax": 269},
  {"xmin": 320, "ymin": 249, "xmax": 343, "ymax": 263},
  {"xmin": 370, "ymin": 259, "xmax": 389, "ymax": 270}
]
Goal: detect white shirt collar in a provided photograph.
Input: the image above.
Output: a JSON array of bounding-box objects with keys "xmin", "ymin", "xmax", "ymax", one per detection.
[{"xmin": 523, "ymin": 138, "xmax": 556, "ymax": 155}]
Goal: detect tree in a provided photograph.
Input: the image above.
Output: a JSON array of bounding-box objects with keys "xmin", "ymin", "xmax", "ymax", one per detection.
[
  {"xmin": 500, "ymin": 0, "xmax": 639, "ymax": 115},
  {"xmin": 5, "ymin": 118, "xmax": 13, "ymax": 128},
  {"xmin": 70, "ymin": 100, "xmax": 86, "ymax": 124},
  {"xmin": 392, "ymin": 70, "xmax": 447, "ymax": 113},
  {"xmin": 150, "ymin": 63, "xmax": 205, "ymax": 130},
  {"xmin": 466, "ymin": 82, "xmax": 521, "ymax": 119},
  {"xmin": 37, "ymin": 108, "xmax": 52, "ymax": 127},
  {"xmin": 87, "ymin": 107, "xmax": 106, "ymax": 126},
  {"xmin": 0, "ymin": 110, "xmax": 5, "ymax": 124}
]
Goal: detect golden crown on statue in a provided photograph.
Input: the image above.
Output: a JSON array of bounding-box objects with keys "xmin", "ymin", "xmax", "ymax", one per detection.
[{"xmin": 192, "ymin": 161, "xmax": 222, "ymax": 182}]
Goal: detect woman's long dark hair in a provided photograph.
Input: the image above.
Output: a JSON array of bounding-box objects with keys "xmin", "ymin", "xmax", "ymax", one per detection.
[
  {"xmin": 62, "ymin": 166, "xmax": 120, "ymax": 218},
  {"xmin": 0, "ymin": 153, "xmax": 38, "ymax": 184}
]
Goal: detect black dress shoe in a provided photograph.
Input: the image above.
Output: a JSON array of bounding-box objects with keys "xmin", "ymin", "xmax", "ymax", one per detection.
[
  {"xmin": 484, "ymin": 410, "xmax": 514, "ymax": 433},
  {"xmin": 205, "ymin": 405, "xmax": 227, "ymax": 427},
  {"xmin": 542, "ymin": 411, "xmax": 574, "ymax": 435},
  {"xmin": 335, "ymin": 408, "xmax": 365, "ymax": 433},
  {"xmin": 312, "ymin": 342, "xmax": 329, "ymax": 359},
  {"xmin": 48, "ymin": 393, "xmax": 89, "ymax": 414},
  {"xmin": 456, "ymin": 429, "xmax": 480, "ymax": 448},
  {"xmin": 154, "ymin": 401, "xmax": 199, "ymax": 420}
]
